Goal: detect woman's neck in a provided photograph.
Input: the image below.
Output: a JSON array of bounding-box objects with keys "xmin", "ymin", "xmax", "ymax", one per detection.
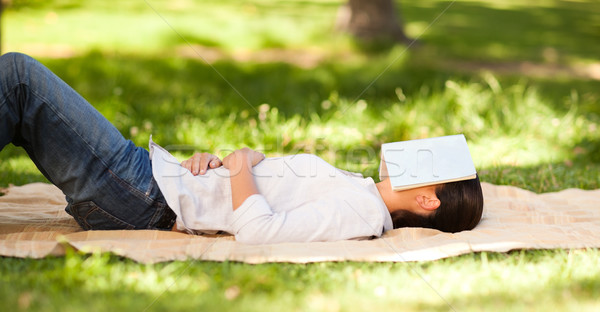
[{"xmin": 376, "ymin": 179, "xmax": 402, "ymax": 213}]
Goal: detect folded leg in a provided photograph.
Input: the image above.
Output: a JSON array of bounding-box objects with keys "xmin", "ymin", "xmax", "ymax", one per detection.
[{"xmin": 0, "ymin": 52, "xmax": 175, "ymax": 230}]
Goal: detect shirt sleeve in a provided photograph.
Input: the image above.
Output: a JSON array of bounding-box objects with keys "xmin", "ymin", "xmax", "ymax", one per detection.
[{"xmin": 230, "ymin": 194, "xmax": 385, "ymax": 245}]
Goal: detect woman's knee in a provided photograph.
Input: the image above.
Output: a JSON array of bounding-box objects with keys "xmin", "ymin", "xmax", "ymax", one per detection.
[
  {"xmin": 0, "ymin": 52, "xmax": 31, "ymax": 66},
  {"xmin": 0, "ymin": 52, "xmax": 36, "ymax": 82}
]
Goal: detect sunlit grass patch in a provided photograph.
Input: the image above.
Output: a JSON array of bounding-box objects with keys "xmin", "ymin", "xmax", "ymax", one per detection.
[
  {"xmin": 1, "ymin": 249, "xmax": 599, "ymax": 311},
  {"xmin": 5, "ymin": 0, "xmax": 345, "ymax": 56}
]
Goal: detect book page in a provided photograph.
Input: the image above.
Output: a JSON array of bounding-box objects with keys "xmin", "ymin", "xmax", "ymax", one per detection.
[{"xmin": 381, "ymin": 134, "xmax": 476, "ymax": 191}]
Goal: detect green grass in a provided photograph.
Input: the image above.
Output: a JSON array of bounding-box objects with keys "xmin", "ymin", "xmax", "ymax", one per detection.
[
  {"xmin": 1, "ymin": 0, "xmax": 600, "ymax": 311},
  {"xmin": 1, "ymin": 249, "xmax": 599, "ymax": 311}
]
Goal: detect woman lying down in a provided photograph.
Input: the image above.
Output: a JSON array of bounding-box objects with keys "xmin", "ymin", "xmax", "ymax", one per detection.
[{"xmin": 0, "ymin": 52, "xmax": 483, "ymax": 245}]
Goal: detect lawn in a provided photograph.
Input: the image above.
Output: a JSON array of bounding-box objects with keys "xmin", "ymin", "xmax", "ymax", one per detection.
[{"xmin": 1, "ymin": 0, "xmax": 599, "ymax": 311}]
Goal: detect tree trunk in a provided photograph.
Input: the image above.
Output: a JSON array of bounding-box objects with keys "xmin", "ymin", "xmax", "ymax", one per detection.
[{"xmin": 336, "ymin": 0, "xmax": 409, "ymax": 43}]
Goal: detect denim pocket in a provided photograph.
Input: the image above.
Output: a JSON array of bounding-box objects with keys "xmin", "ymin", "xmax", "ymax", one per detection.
[{"xmin": 69, "ymin": 201, "xmax": 135, "ymax": 230}]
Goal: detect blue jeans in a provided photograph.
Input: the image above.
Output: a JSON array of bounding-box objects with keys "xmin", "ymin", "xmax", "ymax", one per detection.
[{"xmin": 0, "ymin": 52, "xmax": 176, "ymax": 230}]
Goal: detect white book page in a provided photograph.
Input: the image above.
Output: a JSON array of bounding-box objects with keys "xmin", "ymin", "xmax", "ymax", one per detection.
[{"xmin": 381, "ymin": 134, "xmax": 476, "ymax": 191}]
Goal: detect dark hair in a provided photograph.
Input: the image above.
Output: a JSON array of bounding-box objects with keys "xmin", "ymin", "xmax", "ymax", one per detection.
[{"xmin": 391, "ymin": 175, "xmax": 484, "ymax": 233}]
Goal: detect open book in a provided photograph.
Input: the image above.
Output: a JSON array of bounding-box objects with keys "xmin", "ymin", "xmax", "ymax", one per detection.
[{"xmin": 379, "ymin": 134, "xmax": 477, "ymax": 191}]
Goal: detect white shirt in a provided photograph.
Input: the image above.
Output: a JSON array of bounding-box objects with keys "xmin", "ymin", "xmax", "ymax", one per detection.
[{"xmin": 150, "ymin": 139, "xmax": 393, "ymax": 244}]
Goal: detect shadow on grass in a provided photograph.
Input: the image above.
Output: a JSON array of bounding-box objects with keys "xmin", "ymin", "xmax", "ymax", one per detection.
[
  {"xmin": 41, "ymin": 50, "xmax": 598, "ymax": 119},
  {"xmin": 42, "ymin": 50, "xmax": 426, "ymax": 117},
  {"xmin": 574, "ymin": 137, "xmax": 600, "ymax": 163}
]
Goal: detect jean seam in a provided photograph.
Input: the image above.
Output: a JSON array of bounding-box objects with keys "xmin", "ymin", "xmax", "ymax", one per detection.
[
  {"xmin": 80, "ymin": 205, "xmax": 93, "ymax": 230},
  {"xmin": 147, "ymin": 201, "xmax": 168, "ymax": 229},
  {"xmin": 107, "ymin": 169, "xmax": 154, "ymax": 205},
  {"xmin": 74, "ymin": 201, "xmax": 136, "ymax": 230}
]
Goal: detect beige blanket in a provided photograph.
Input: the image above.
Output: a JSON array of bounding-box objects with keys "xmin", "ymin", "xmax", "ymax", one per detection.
[{"xmin": 1, "ymin": 182, "xmax": 599, "ymax": 264}]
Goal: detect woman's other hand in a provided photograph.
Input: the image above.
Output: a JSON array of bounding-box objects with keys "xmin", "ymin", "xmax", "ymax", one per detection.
[
  {"xmin": 222, "ymin": 148, "xmax": 265, "ymax": 210},
  {"xmin": 181, "ymin": 152, "xmax": 223, "ymax": 175},
  {"xmin": 222, "ymin": 147, "xmax": 265, "ymax": 171}
]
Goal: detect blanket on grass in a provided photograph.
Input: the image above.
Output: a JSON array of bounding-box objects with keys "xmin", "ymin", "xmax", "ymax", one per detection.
[{"xmin": 1, "ymin": 182, "xmax": 599, "ymax": 264}]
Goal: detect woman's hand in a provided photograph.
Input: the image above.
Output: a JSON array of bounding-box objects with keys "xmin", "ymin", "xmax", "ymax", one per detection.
[
  {"xmin": 181, "ymin": 152, "xmax": 222, "ymax": 175},
  {"xmin": 222, "ymin": 148, "xmax": 265, "ymax": 210},
  {"xmin": 222, "ymin": 147, "xmax": 265, "ymax": 172}
]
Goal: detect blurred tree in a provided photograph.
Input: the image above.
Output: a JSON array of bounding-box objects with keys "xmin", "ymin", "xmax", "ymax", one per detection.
[
  {"xmin": 336, "ymin": 0, "xmax": 410, "ymax": 43},
  {"xmin": 0, "ymin": 0, "xmax": 3, "ymax": 53}
]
